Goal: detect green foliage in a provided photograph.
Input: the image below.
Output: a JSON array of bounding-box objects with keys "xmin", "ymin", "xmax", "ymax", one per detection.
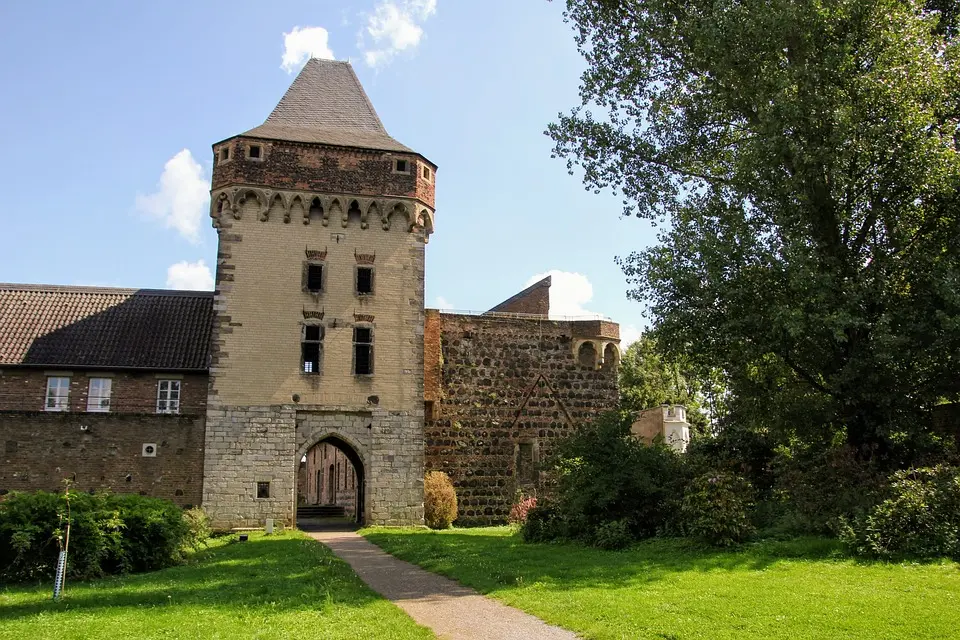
[
  {"xmin": 841, "ymin": 466, "xmax": 960, "ymax": 558},
  {"xmin": 618, "ymin": 334, "xmax": 718, "ymax": 434},
  {"xmin": 183, "ymin": 507, "xmax": 212, "ymax": 550},
  {"xmin": 520, "ymin": 503, "xmax": 568, "ymax": 543},
  {"xmin": 771, "ymin": 443, "xmax": 886, "ymax": 535},
  {"xmin": 552, "ymin": 0, "xmax": 960, "ymax": 451},
  {"xmin": 424, "ymin": 471, "xmax": 458, "ymax": 529},
  {"xmin": 592, "ymin": 519, "xmax": 633, "ymax": 550},
  {"xmin": 544, "ymin": 411, "xmax": 687, "ymax": 543},
  {"xmin": 681, "ymin": 472, "xmax": 755, "ymax": 546},
  {"xmin": 0, "ymin": 491, "xmax": 209, "ymax": 582}
]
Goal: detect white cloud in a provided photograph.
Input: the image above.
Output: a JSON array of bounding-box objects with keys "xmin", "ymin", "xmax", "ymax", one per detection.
[
  {"xmin": 433, "ymin": 295, "xmax": 454, "ymax": 310},
  {"xmin": 166, "ymin": 260, "xmax": 214, "ymax": 291},
  {"xmin": 135, "ymin": 149, "xmax": 209, "ymax": 243},
  {"xmin": 619, "ymin": 324, "xmax": 642, "ymax": 348},
  {"xmin": 281, "ymin": 26, "xmax": 335, "ymax": 73},
  {"xmin": 525, "ymin": 270, "xmax": 603, "ymax": 319},
  {"xmin": 361, "ymin": 0, "xmax": 437, "ymax": 68}
]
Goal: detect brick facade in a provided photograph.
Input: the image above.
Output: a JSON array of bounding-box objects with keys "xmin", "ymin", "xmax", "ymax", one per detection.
[
  {"xmin": 424, "ymin": 313, "xmax": 619, "ymax": 524},
  {"xmin": 0, "ymin": 369, "xmax": 207, "ymax": 414},
  {"xmin": 0, "ymin": 369, "xmax": 207, "ymax": 506}
]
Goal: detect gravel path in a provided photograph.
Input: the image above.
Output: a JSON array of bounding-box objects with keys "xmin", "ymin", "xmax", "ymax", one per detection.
[{"xmin": 307, "ymin": 530, "xmax": 578, "ymax": 640}]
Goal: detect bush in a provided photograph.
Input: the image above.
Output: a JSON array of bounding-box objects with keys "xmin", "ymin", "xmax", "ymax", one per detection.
[
  {"xmin": 424, "ymin": 472, "xmax": 458, "ymax": 529},
  {"xmin": 550, "ymin": 411, "xmax": 688, "ymax": 543},
  {"xmin": 681, "ymin": 472, "xmax": 755, "ymax": 546},
  {"xmin": 0, "ymin": 490, "xmax": 209, "ymax": 583},
  {"xmin": 509, "ymin": 496, "xmax": 537, "ymax": 525},
  {"xmin": 183, "ymin": 507, "xmax": 212, "ymax": 550},
  {"xmin": 841, "ymin": 466, "xmax": 960, "ymax": 559},
  {"xmin": 593, "ymin": 519, "xmax": 633, "ymax": 550},
  {"xmin": 771, "ymin": 442, "xmax": 885, "ymax": 535},
  {"xmin": 521, "ymin": 503, "xmax": 568, "ymax": 543}
]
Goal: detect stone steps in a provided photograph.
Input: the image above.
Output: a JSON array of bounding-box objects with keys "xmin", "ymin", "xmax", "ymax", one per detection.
[{"xmin": 297, "ymin": 504, "xmax": 346, "ymax": 519}]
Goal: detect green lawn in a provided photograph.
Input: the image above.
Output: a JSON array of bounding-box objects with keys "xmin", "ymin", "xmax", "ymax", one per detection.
[
  {"xmin": 0, "ymin": 530, "xmax": 432, "ymax": 640},
  {"xmin": 363, "ymin": 526, "xmax": 960, "ymax": 640}
]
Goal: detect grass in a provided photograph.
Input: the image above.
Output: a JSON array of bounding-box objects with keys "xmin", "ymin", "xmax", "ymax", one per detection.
[
  {"xmin": 0, "ymin": 530, "xmax": 432, "ymax": 640},
  {"xmin": 362, "ymin": 526, "xmax": 960, "ymax": 640}
]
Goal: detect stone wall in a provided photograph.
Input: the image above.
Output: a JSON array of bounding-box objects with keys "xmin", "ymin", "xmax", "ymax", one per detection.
[
  {"xmin": 0, "ymin": 411, "xmax": 204, "ymax": 506},
  {"xmin": 203, "ymin": 139, "xmax": 428, "ymax": 529},
  {"xmin": 425, "ymin": 313, "xmax": 619, "ymax": 524}
]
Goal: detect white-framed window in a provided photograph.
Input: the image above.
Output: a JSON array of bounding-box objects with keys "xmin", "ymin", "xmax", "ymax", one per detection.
[
  {"xmin": 86, "ymin": 378, "xmax": 112, "ymax": 412},
  {"xmin": 45, "ymin": 377, "xmax": 70, "ymax": 412},
  {"xmin": 156, "ymin": 380, "xmax": 181, "ymax": 414}
]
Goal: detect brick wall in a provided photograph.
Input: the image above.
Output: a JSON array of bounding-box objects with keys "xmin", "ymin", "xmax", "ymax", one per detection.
[
  {"xmin": 0, "ymin": 369, "xmax": 207, "ymax": 414},
  {"xmin": 426, "ymin": 313, "xmax": 619, "ymax": 524},
  {"xmin": 0, "ymin": 411, "xmax": 205, "ymax": 506},
  {"xmin": 486, "ymin": 276, "xmax": 551, "ymax": 316},
  {"xmin": 211, "ymin": 138, "xmax": 435, "ymax": 209}
]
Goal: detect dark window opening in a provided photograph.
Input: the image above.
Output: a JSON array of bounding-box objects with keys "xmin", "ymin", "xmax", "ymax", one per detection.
[
  {"xmin": 424, "ymin": 400, "xmax": 435, "ymax": 421},
  {"xmin": 302, "ymin": 324, "xmax": 324, "ymax": 374},
  {"xmin": 221, "ymin": 148, "xmax": 229, "ymax": 161},
  {"xmin": 395, "ymin": 159, "xmax": 408, "ymax": 173},
  {"xmin": 517, "ymin": 442, "xmax": 536, "ymax": 483},
  {"xmin": 249, "ymin": 145, "xmax": 261, "ymax": 159},
  {"xmin": 257, "ymin": 481, "xmax": 270, "ymax": 499},
  {"xmin": 423, "ymin": 166, "xmax": 431, "ymax": 179},
  {"xmin": 307, "ymin": 264, "xmax": 324, "ymax": 292},
  {"xmin": 356, "ymin": 267, "xmax": 374, "ymax": 294},
  {"xmin": 354, "ymin": 327, "xmax": 373, "ymax": 375}
]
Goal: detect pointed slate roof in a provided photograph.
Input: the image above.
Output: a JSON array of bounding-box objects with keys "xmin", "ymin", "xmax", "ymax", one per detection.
[
  {"xmin": 242, "ymin": 59, "xmax": 413, "ymax": 153},
  {"xmin": 0, "ymin": 284, "xmax": 213, "ymax": 370}
]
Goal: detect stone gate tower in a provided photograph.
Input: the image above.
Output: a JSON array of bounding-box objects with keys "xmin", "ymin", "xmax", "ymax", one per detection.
[{"xmin": 202, "ymin": 59, "xmax": 436, "ymax": 528}]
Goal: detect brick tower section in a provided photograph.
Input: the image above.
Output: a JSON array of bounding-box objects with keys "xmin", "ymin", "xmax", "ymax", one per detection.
[{"xmin": 201, "ymin": 60, "xmax": 436, "ymax": 528}]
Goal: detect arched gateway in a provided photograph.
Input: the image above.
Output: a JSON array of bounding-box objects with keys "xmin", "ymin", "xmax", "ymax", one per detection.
[{"xmin": 297, "ymin": 433, "xmax": 365, "ymax": 525}]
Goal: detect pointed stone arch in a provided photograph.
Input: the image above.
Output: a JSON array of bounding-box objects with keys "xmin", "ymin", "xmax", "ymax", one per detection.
[
  {"xmin": 235, "ymin": 188, "xmax": 267, "ymax": 220},
  {"xmin": 344, "ymin": 199, "xmax": 362, "ymax": 228}
]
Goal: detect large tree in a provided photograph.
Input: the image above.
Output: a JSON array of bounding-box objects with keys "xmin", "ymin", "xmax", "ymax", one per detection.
[{"xmin": 550, "ymin": 0, "xmax": 960, "ymax": 449}]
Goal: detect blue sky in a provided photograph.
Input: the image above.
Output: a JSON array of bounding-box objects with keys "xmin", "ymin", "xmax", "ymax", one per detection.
[{"xmin": 0, "ymin": 0, "xmax": 656, "ymax": 344}]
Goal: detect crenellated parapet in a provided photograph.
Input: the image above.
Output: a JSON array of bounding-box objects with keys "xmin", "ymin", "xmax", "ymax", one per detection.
[{"xmin": 210, "ymin": 186, "xmax": 435, "ymax": 240}]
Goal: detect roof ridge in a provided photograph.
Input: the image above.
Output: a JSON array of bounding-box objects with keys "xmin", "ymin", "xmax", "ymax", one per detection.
[{"xmin": 0, "ymin": 283, "xmax": 214, "ymax": 297}]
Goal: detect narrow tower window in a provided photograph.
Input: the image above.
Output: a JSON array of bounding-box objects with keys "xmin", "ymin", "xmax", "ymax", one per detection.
[
  {"xmin": 353, "ymin": 327, "xmax": 374, "ymax": 375},
  {"xmin": 302, "ymin": 324, "xmax": 324, "ymax": 374},
  {"xmin": 395, "ymin": 159, "xmax": 408, "ymax": 173},
  {"xmin": 248, "ymin": 144, "xmax": 261, "ymax": 159},
  {"xmin": 306, "ymin": 264, "xmax": 324, "ymax": 292},
  {"xmin": 356, "ymin": 267, "xmax": 374, "ymax": 295}
]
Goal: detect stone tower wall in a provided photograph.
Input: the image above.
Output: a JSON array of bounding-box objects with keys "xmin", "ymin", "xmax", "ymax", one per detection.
[
  {"xmin": 424, "ymin": 312, "xmax": 619, "ymax": 524},
  {"xmin": 203, "ymin": 141, "xmax": 431, "ymax": 529}
]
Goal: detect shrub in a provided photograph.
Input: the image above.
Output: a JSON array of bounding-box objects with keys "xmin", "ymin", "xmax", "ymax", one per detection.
[
  {"xmin": 550, "ymin": 410, "xmax": 688, "ymax": 542},
  {"xmin": 771, "ymin": 442, "xmax": 885, "ymax": 535},
  {"xmin": 509, "ymin": 496, "xmax": 537, "ymax": 525},
  {"xmin": 521, "ymin": 503, "xmax": 568, "ymax": 543},
  {"xmin": 681, "ymin": 471, "xmax": 755, "ymax": 546},
  {"xmin": 183, "ymin": 507, "xmax": 212, "ymax": 550},
  {"xmin": 424, "ymin": 472, "xmax": 458, "ymax": 529},
  {"xmin": 593, "ymin": 519, "xmax": 633, "ymax": 550},
  {"xmin": 841, "ymin": 466, "xmax": 960, "ymax": 559},
  {"xmin": 0, "ymin": 490, "xmax": 207, "ymax": 583}
]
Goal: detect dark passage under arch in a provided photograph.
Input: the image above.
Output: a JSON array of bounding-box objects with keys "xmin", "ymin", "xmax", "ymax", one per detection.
[{"xmin": 297, "ymin": 435, "xmax": 365, "ymax": 528}]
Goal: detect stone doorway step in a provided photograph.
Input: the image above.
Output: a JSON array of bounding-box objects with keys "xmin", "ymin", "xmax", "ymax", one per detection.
[{"xmin": 307, "ymin": 530, "xmax": 577, "ymax": 640}]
